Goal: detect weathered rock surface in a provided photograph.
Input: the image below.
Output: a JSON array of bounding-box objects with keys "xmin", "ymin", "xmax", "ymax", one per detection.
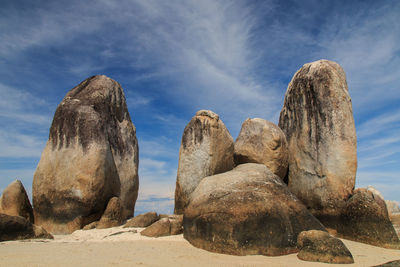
[
  {"xmin": 33, "ymin": 224, "xmax": 54, "ymax": 239},
  {"xmin": 0, "ymin": 214, "xmax": 53, "ymax": 241},
  {"xmin": 82, "ymin": 221, "xmax": 98, "ymax": 230},
  {"xmin": 279, "ymin": 59, "xmax": 357, "ymax": 218},
  {"xmin": 169, "ymin": 214, "xmax": 183, "ymax": 235},
  {"xmin": 33, "ymin": 75, "xmax": 139, "ymax": 234},
  {"xmin": 174, "ymin": 110, "xmax": 234, "ymax": 214},
  {"xmin": 140, "ymin": 218, "xmax": 171, "ymax": 237},
  {"xmin": 184, "ymin": 163, "xmax": 326, "ymax": 256},
  {"xmin": 139, "ymin": 215, "xmax": 183, "ymax": 237},
  {"xmin": 297, "ymin": 230, "xmax": 354, "ymax": 264},
  {"xmin": 97, "ymin": 197, "xmax": 124, "ymax": 229},
  {"xmin": 234, "ymin": 118, "xmax": 288, "ymax": 179},
  {"xmin": 124, "ymin": 212, "xmax": 159, "ymax": 228},
  {"xmin": 333, "ymin": 188, "xmax": 400, "ymax": 249},
  {"xmin": 0, "ymin": 180, "xmax": 34, "ymax": 223}
]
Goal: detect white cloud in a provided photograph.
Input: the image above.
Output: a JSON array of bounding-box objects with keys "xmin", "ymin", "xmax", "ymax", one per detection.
[
  {"xmin": 0, "ymin": 130, "xmax": 46, "ymax": 158},
  {"xmin": 357, "ymin": 111, "xmax": 400, "ymax": 139},
  {"xmin": 0, "ymin": 83, "xmax": 50, "ymax": 158},
  {"xmin": 0, "ymin": 83, "xmax": 52, "ymax": 126},
  {"xmin": 2, "ymin": 1, "xmax": 278, "ymax": 126},
  {"xmin": 314, "ymin": 3, "xmax": 400, "ymax": 113}
]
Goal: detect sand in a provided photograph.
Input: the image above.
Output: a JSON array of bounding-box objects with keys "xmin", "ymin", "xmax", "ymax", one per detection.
[{"xmin": 0, "ymin": 227, "xmax": 399, "ymax": 267}]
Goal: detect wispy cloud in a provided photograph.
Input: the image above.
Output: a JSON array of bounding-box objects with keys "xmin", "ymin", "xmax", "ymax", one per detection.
[
  {"xmin": 0, "ymin": 130, "xmax": 46, "ymax": 158},
  {"xmin": 1, "ymin": 0, "xmax": 279, "ymax": 129},
  {"xmin": 313, "ymin": 2, "xmax": 400, "ymax": 114}
]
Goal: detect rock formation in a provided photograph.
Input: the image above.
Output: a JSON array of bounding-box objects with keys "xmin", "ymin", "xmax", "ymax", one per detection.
[
  {"xmin": 334, "ymin": 188, "xmax": 399, "ymax": 248},
  {"xmin": 124, "ymin": 212, "xmax": 159, "ymax": 228},
  {"xmin": 97, "ymin": 197, "xmax": 124, "ymax": 229},
  {"xmin": 234, "ymin": 118, "xmax": 288, "ymax": 179},
  {"xmin": 167, "ymin": 214, "xmax": 184, "ymax": 235},
  {"xmin": 297, "ymin": 230, "xmax": 354, "ymax": 264},
  {"xmin": 0, "ymin": 214, "xmax": 53, "ymax": 241},
  {"xmin": 0, "ymin": 180, "xmax": 34, "ymax": 223},
  {"xmin": 140, "ymin": 215, "xmax": 183, "ymax": 237},
  {"xmin": 279, "ymin": 59, "xmax": 357, "ymax": 219},
  {"xmin": 82, "ymin": 221, "xmax": 98, "ymax": 230},
  {"xmin": 33, "ymin": 75, "xmax": 139, "ymax": 234},
  {"xmin": 174, "ymin": 110, "xmax": 234, "ymax": 214},
  {"xmin": 184, "ymin": 163, "xmax": 326, "ymax": 256},
  {"xmin": 140, "ymin": 218, "xmax": 171, "ymax": 237}
]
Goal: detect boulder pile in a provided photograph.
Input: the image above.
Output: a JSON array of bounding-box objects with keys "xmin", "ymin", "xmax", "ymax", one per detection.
[
  {"xmin": 1, "ymin": 60, "xmax": 398, "ymax": 262},
  {"xmin": 174, "ymin": 59, "xmax": 399, "ymax": 258}
]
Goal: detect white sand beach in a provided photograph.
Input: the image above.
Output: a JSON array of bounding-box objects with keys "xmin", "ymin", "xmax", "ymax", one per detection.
[{"xmin": 0, "ymin": 226, "xmax": 399, "ymax": 267}]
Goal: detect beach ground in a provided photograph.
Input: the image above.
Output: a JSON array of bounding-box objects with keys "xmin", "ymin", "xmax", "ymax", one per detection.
[{"xmin": 0, "ymin": 226, "xmax": 399, "ymax": 267}]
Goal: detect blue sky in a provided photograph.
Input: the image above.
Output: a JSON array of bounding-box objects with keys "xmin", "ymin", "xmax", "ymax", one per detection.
[{"xmin": 0, "ymin": 0, "xmax": 399, "ymax": 215}]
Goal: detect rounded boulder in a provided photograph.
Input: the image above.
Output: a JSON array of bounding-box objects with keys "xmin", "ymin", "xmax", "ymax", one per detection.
[
  {"xmin": 234, "ymin": 118, "xmax": 288, "ymax": 179},
  {"xmin": 184, "ymin": 163, "xmax": 326, "ymax": 256}
]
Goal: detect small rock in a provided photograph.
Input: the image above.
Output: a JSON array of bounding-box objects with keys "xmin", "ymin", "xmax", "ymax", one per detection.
[
  {"xmin": 0, "ymin": 180, "xmax": 34, "ymax": 223},
  {"xmin": 33, "ymin": 225, "xmax": 54, "ymax": 239},
  {"xmin": 82, "ymin": 221, "xmax": 98, "ymax": 230},
  {"xmin": 97, "ymin": 197, "xmax": 124, "ymax": 229},
  {"xmin": 297, "ymin": 230, "xmax": 354, "ymax": 264},
  {"xmin": 124, "ymin": 212, "xmax": 159, "ymax": 228},
  {"xmin": 169, "ymin": 215, "xmax": 183, "ymax": 235},
  {"xmin": 336, "ymin": 188, "xmax": 400, "ymax": 248},
  {"xmin": 140, "ymin": 218, "xmax": 171, "ymax": 237},
  {"xmin": 0, "ymin": 214, "xmax": 53, "ymax": 242}
]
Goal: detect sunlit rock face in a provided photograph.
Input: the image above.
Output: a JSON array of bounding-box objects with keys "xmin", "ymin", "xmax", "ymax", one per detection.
[
  {"xmin": 33, "ymin": 75, "xmax": 138, "ymax": 234},
  {"xmin": 234, "ymin": 118, "xmax": 288, "ymax": 179},
  {"xmin": 183, "ymin": 163, "xmax": 326, "ymax": 256},
  {"xmin": 174, "ymin": 110, "xmax": 235, "ymax": 214},
  {"xmin": 0, "ymin": 180, "xmax": 34, "ymax": 223},
  {"xmin": 279, "ymin": 60, "xmax": 357, "ymax": 219}
]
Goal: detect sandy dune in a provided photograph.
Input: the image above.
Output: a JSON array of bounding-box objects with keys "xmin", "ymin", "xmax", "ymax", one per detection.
[{"xmin": 0, "ymin": 226, "xmax": 399, "ymax": 267}]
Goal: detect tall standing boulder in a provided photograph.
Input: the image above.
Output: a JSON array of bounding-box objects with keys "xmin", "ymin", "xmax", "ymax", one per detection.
[
  {"xmin": 0, "ymin": 180, "xmax": 34, "ymax": 223},
  {"xmin": 184, "ymin": 163, "xmax": 326, "ymax": 256},
  {"xmin": 278, "ymin": 60, "xmax": 357, "ymax": 219},
  {"xmin": 33, "ymin": 75, "xmax": 139, "ymax": 234},
  {"xmin": 174, "ymin": 110, "xmax": 234, "ymax": 214},
  {"xmin": 234, "ymin": 118, "xmax": 288, "ymax": 179}
]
